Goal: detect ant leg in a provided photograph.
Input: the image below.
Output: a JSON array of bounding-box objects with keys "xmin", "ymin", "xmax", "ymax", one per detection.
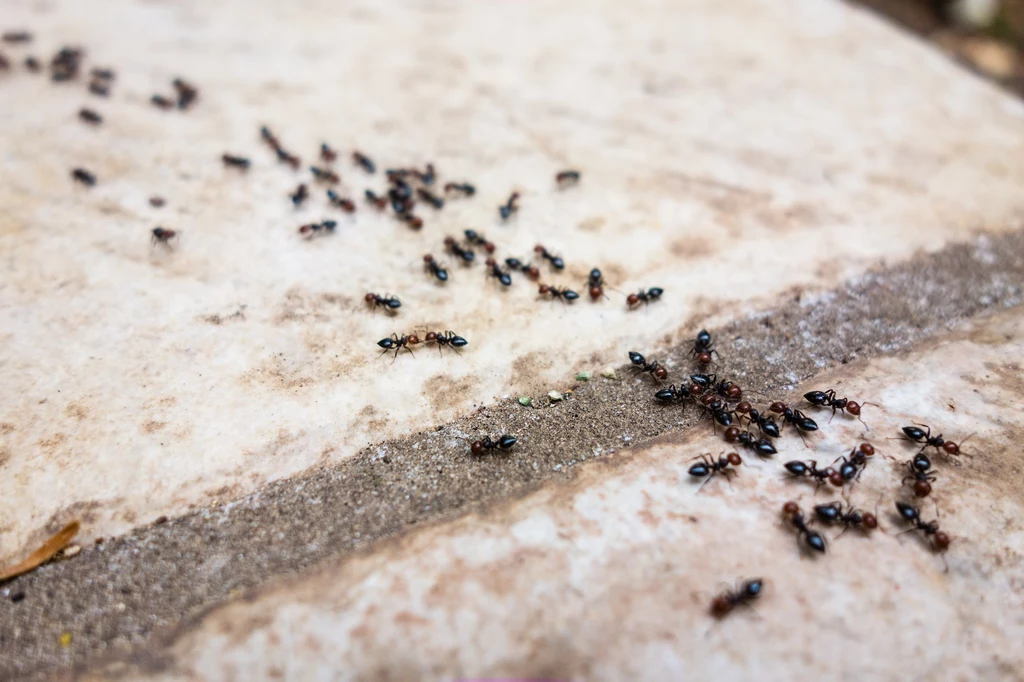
[
  {"xmin": 834, "ymin": 525, "xmax": 850, "ymax": 540},
  {"xmin": 828, "ymin": 407, "xmax": 838, "ymax": 424},
  {"xmin": 695, "ymin": 474, "xmax": 714, "ymax": 495}
]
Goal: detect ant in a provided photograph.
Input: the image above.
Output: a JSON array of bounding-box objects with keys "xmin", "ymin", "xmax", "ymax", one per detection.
[
  {"xmin": 310, "ymin": 166, "xmax": 339, "ymax": 184},
  {"xmin": 400, "ymin": 213, "xmax": 423, "ymax": 230},
  {"xmin": 723, "ymin": 427, "xmax": 777, "ymax": 458},
  {"xmin": 654, "ymin": 384, "xmax": 689, "ymax": 403},
  {"xmin": 365, "ymin": 293, "xmax": 401, "ymax": 314},
  {"xmin": 413, "ymin": 163, "xmax": 436, "ymax": 185},
  {"xmin": 377, "ymin": 332, "xmax": 419, "ymax": 361},
  {"xmin": 470, "ymin": 435, "xmax": 516, "ymax": 455},
  {"xmin": 444, "ymin": 236, "xmax": 475, "ymax": 263},
  {"xmin": 900, "ymin": 424, "xmax": 968, "ymax": 457},
  {"xmin": 290, "ymin": 183, "xmax": 308, "ymax": 207},
  {"xmin": 90, "ymin": 67, "xmax": 115, "ymax": 80},
  {"xmin": 78, "ymin": 108, "xmax": 102, "ymax": 125},
  {"xmin": 538, "ymin": 284, "xmax": 579, "ymax": 303},
  {"xmin": 733, "ymin": 402, "xmax": 780, "ymax": 438},
  {"xmin": 804, "ymin": 389, "xmax": 874, "ymax": 426},
  {"xmin": 688, "ymin": 452, "xmax": 743, "ymax": 494},
  {"xmin": 769, "ymin": 402, "xmax": 819, "ymax": 433},
  {"xmin": 813, "ymin": 501, "xmax": 878, "ymax": 537},
  {"xmin": 688, "ymin": 329, "xmax": 717, "ymax": 365},
  {"xmin": 151, "ymin": 227, "xmax": 178, "ymax": 247},
  {"xmin": 555, "ymin": 170, "xmax": 581, "ymax": 188},
  {"xmin": 902, "ymin": 453, "xmax": 937, "ymax": 498},
  {"xmin": 172, "ymin": 78, "xmax": 198, "ymax": 110},
  {"xmin": 71, "ymin": 168, "xmax": 96, "ymax": 186},
  {"xmin": 149, "ymin": 196, "xmax": 166, "ymax": 208},
  {"xmin": 715, "ymin": 380, "xmax": 743, "ymax": 402},
  {"xmin": 688, "ymin": 373, "xmax": 717, "ymax": 394},
  {"xmin": 364, "ymin": 190, "xmax": 387, "ymax": 210},
  {"xmin": 485, "ymin": 258, "xmax": 512, "ymax": 286},
  {"xmin": 352, "ymin": 151, "xmax": 375, "ymax": 174},
  {"xmin": 628, "ymin": 352, "xmax": 668, "ymax": 382},
  {"xmin": 423, "ymin": 254, "xmax": 449, "ymax": 282},
  {"xmin": 327, "ymin": 189, "xmax": 356, "ymax": 212},
  {"xmin": 276, "ymin": 148, "xmax": 301, "ymax": 170},
  {"xmin": 444, "ymin": 182, "xmax": 476, "ymax": 197},
  {"xmin": 699, "ymin": 394, "xmax": 734, "ymax": 429},
  {"xmin": 222, "ymin": 154, "xmax": 251, "ymax": 170},
  {"xmin": 260, "ymin": 125, "xmax": 280, "ymax": 148},
  {"xmin": 782, "ymin": 501, "xmax": 827, "ymax": 554},
  {"xmin": 88, "ymin": 80, "xmax": 109, "ymax": 96},
  {"xmin": 417, "ymin": 188, "xmax": 444, "ymax": 209},
  {"xmin": 534, "ymin": 244, "xmax": 564, "ymax": 270},
  {"xmin": 831, "ymin": 443, "xmax": 876, "ymax": 485},
  {"xmin": 505, "ymin": 258, "xmax": 540, "ymax": 280},
  {"xmin": 320, "ymin": 143, "xmax": 337, "ymax": 163},
  {"xmin": 3, "ymin": 31, "xmax": 33, "ymax": 43},
  {"xmin": 425, "ymin": 330, "xmax": 468, "ymax": 355},
  {"xmin": 151, "ymin": 94, "xmax": 174, "ymax": 110},
  {"xmin": 586, "ymin": 268, "xmax": 608, "ymax": 300},
  {"xmin": 626, "ymin": 288, "xmax": 663, "ymax": 309},
  {"xmin": 895, "ymin": 502, "xmax": 951, "ymax": 554},
  {"xmin": 464, "ymin": 230, "xmax": 495, "ymax": 254},
  {"xmin": 498, "ymin": 192, "xmax": 520, "ymax": 219},
  {"xmin": 784, "ymin": 460, "xmax": 842, "ymax": 489},
  {"xmin": 298, "ymin": 220, "xmax": 337, "ymax": 238},
  {"xmin": 709, "ymin": 578, "xmax": 763, "ymax": 619}
]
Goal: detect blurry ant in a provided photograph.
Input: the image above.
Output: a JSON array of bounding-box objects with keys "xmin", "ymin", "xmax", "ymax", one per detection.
[
  {"xmin": 221, "ymin": 154, "xmax": 251, "ymax": 170},
  {"xmin": 538, "ymin": 284, "xmax": 579, "ymax": 303},
  {"xmin": 626, "ymin": 288, "xmax": 663, "ymax": 309},
  {"xmin": 172, "ymin": 78, "xmax": 198, "ymax": 110},
  {"xmin": 688, "ymin": 329, "xmax": 717, "ymax": 365},
  {"xmin": 417, "ymin": 188, "xmax": 444, "ymax": 209},
  {"xmin": 276, "ymin": 148, "xmax": 301, "ymax": 170},
  {"xmin": 464, "ymin": 230, "xmax": 495, "ymax": 253},
  {"xmin": 901, "ymin": 453, "xmax": 937, "ymax": 498},
  {"xmin": 733, "ymin": 402, "xmax": 780, "ymax": 438},
  {"xmin": 769, "ymin": 402, "xmax": 819, "ymax": 434},
  {"xmin": 900, "ymin": 424, "xmax": 969, "ymax": 457},
  {"xmin": 78, "ymin": 108, "xmax": 102, "ymax": 125},
  {"xmin": 831, "ymin": 442, "xmax": 876, "ymax": 485},
  {"xmin": 364, "ymin": 190, "xmax": 387, "ymax": 209},
  {"xmin": 895, "ymin": 502, "xmax": 950, "ymax": 561},
  {"xmin": 782, "ymin": 501, "xmax": 826, "ymax": 554},
  {"xmin": 505, "ymin": 258, "xmax": 540, "ymax": 280},
  {"xmin": 423, "ymin": 254, "xmax": 448, "ymax": 282},
  {"xmin": 628, "ymin": 351, "xmax": 668, "ymax": 382},
  {"xmin": 498, "ymin": 192, "xmax": 520, "ymax": 219},
  {"xmin": 784, "ymin": 460, "xmax": 842, "ymax": 490},
  {"xmin": 470, "ymin": 435, "xmax": 516, "ymax": 455},
  {"xmin": 723, "ymin": 427, "xmax": 777, "ymax": 458},
  {"xmin": 444, "ymin": 182, "xmax": 476, "ymax": 197},
  {"xmin": 586, "ymin": 268, "xmax": 608, "ymax": 301},
  {"xmin": 425, "ymin": 330, "xmax": 468, "ymax": 355},
  {"xmin": 813, "ymin": 501, "xmax": 879, "ymax": 538},
  {"xmin": 364, "ymin": 293, "xmax": 401, "ymax": 314},
  {"xmin": 444, "ymin": 236, "xmax": 475, "ymax": 263},
  {"xmin": 377, "ymin": 332, "xmax": 419, "ymax": 361},
  {"xmin": 151, "ymin": 94, "xmax": 174, "ymax": 110},
  {"xmin": 310, "ymin": 166, "xmax": 340, "ymax": 184},
  {"xmin": 534, "ymin": 244, "xmax": 564, "ymax": 270},
  {"xmin": 260, "ymin": 125, "xmax": 279, "ymax": 148},
  {"xmin": 327, "ymin": 189, "xmax": 356, "ymax": 212},
  {"xmin": 485, "ymin": 258, "xmax": 512, "ymax": 286},
  {"xmin": 400, "ymin": 213, "xmax": 423, "ymax": 230},
  {"xmin": 151, "ymin": 227, "xmax": 178, "ymax": 248},
  {"xmin": 71, "ymin": 168, "xmax": 96, "ymax": 186},
  {"xmin": 88, "ymin": 80, "xmax": 109, "ymax": 96},
  {"xmin": 688, "ymin": 452, "xmax": 743, "ymax": 494},
  {"xmin": 413, "ymin": 163, "xmax": 436, "ymax": 185},
  {"xmin": 710, "ymin": 578, "xmax": 763, "ymax": 619},
  {"xmin": 555, "ymin": 170, "xmax": 581, "ymax": 188},
  {"xmin": 320, "ymin": 143, "xmax": 337, "ymax": 163},
  {"xmin": 298, "ymin": 220, "xmax": 337, "ymax": 238},
  {"xmin": 290, "ymin": 183, "xmax": 308, "ymax": 207},
  {"xmin": 804, "ymin": 389, "xmax": 876, "ymax": 427},
  {"xmin": 352, "ymin": 151, "xmax": 375, "ymax": 174}
]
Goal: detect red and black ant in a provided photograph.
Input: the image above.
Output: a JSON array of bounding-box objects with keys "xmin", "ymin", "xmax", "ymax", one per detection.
[
  {"xmin": 485, "ymin": 258, "xmax": 512, "ymax": 286},
  {"xmin": 555, "ymin": 170, "xmax": 580, "ymax": 188},
  {"xmin": 364, "ymin": 190, "xmax": 387, "ymax": 209},
  {"xmin": 769, "ymin": 402, "xmax": 819, "ymax": 434},
  {"xmin": 444, "ymin": 236, "xmax": 475, "ymax": 263},
  {"xmin": 172, "ymin": 78, "xmax": 198, "ymax": 110},
  {"xmin": 505, "ymin": 258, "xmax": 540, "ymax": 280},
  {"xmin": 413, "ymin": 163, "xmax": 436, "ymax": 185},
  {"xmin": 688, "ymin": 452, "xmax": 743, "ymax": 494},
  {"xmin": 417, "ymin": 188, "xmax": 444, "ymax": 209},
  {"xmin": 628, "ymin": 351, "xmax": 668, "ymax": 382},
  {"xmin": 902, "ymin": 453, "xmax": 937, "ymax": 498},
  {"xmin": 534, "ymin": 244, "xmax": 564, "ymax": 270},
  {"xmin": 71, "ymin": 168, "xmax": 96, "ymax": 186},
  {"xmin": 733, "ymin": 402, "xmax": 780, "ymax": 438},
  {"xmin": 365, "ymin": 293, "xmax": 401, "ymax": 314},
  {"xmin": 724, "ymin": 427, "xmax": 777, "ymax": 457},
  {"xmin": 687, "ymin": 329, "xmax": 717, "ymax": 365},
  {"xmin": 654, "ymin": 384, "xmax": 689, "ymax": 403},
  {"xmin": 290, "ymin": 183, "xmax": 308, "ymax": 207},
  {"xmin": 464, "ymin": 230, "xmax": 495, "ymax": 253},
  {"xmin": 444, "ymin": 182, "xmax": 476, "ymax": 197},
  {"xmin": 400, "ymin": 213, "xmax": 423, "ymax": 230},
  {"xmin": 222, "ymin": 154, "xmax": 251, "ymax": 170},
  {"xmin": 277, "ymin": 148, "xmax": 301, "ymax": 170},
  {"xmin": 782, "ymin": 501, "xmax": 827, "ymax": 554},
  {"xmin": 831, "ymin": 442, "xmax": 876, "ymax": 485},
  {"xmin": 377, "ymin": 332, "xmax": 419, "ymax": 361},
  {"xmin": 88, "ymin": 79, "xmax": 109, "ymax": 96},
  {"xmin": 424, "ymin": 330, "xmax": 468, "ymax": 355},
  {"xmin": 423, "ymin": 254, "xmax": 448, "ymax": 282},
  {"xmin": 310, "ymin": 166, "xmax": 339, "ymax": 184},
  {"xmin": 470, "ymin": 435, "xmax": 516, "ymax": 455},
  {"xmin": 2, "ymin": 31, "xmax": 32, "ymax": 43},
  {"xmin": 586, "ymin": 268, "xmax": 608, "ymax": 300},
  {"xmin": 900, "ymin": 424, "xmax": 969, "ymax": 457},
  {"xmin": 78, "ymin": 108, "xmax": 102, "ymax": 125},
  {"xmin": 699, "ymin": 394, "xmax": 735, "ymax": 429},
  {"xmin": 498, "ymin": 192, "xmax": 520, "ymax": 219},
  {"xmin": 151, "ymin": 227, "xmax": 178, "ymax": 248},
  {"xmin": 151, "ymin": 94, "xmax": 174, "ymax": 109},
  {"xmin": 804, "ymin": 389, "xmax": 875, "ymax": 426},
  {"xmin": 327, "ymin": 189, "xmax": 356, "ymax": 212},
  {"xmin": 714, "ymin": 380, "xmax": 743, "ymax": 402},
  {"xmin": 49, "ymin": 46, "xmax": 82, "ymax": 81},
  {"xmin": 298, "ymin": 220, "xmax": 337, "ymax": 238},
  {"xmin": 352, "ymin": 151, "xmax": 375, "ymax": 174},
  {"xmin": 710, "ymin": 578, "xmax": 763, "ymax": 619},
  {"xmin": 626, "ymin": 288, "xmax": 663, "ymax": 309},
  {"xmin": 895, "ymin": 501, "xmax": 951, "ymax": 556},
  {"xmin": 784, "ymin": 460, "xmax": 842, "ymax": 490},
  {"xmin": 320, "ymin": 143, "xmax": 337, "ymax": 163},
  {"xmin": 260, "ymin": 125, "xmax": 280, "ymax": 149},
  {"xmin": 813, "ymin": 501, "xmax": 878, "ymax": 537},
  {"xmin": 538, "ymin": 284, "xmax": 579, "ymax": 303}
]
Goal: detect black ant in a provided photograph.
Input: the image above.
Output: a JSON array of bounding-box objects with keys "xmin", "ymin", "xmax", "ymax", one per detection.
[
  {"xmin": 831, "ymin": 443, "xmax": 876, "ymax": 485},
  {"xmin": 498, "ymin": 192, "xmax": 520, "ymax": 220},
  {"xmin": 586, "ymin": 268, "xmax": 608, "ymax": 300},
  {"xmin": 423, "ymin": 254, "xmax": 448, "ymax": 282},
  {"xmin": 151, "ymin": 227, "xmax": 178, "ymax": 247},
  {"xmin": 327, "ymin": 189, "xmax": 356, "ymax": 212},
  {"xmin": 365, "ymin": 293, "xmax": 401, "ymax": 314},
  {"xmin": 654, "ymin": 384, "xmax": 688, "ymax": 403},
  {"xmin": 417, "ymin": 188, "xmax": 444, "ymax": 209},
  {"xmin": 784, "ymin": 460, "xmax": 842, "ymax": 489},
  {"xmin": 88, "ymin": 80, "xmax": 109, "ymax": 97},
  {"xmin": 444, "ymin": 182, "xmax": 476, "ymax": 197},
  {"xmin": 505, "ymin": 258, "xmax": 540, "ymax": 280},
  {"xmin": 769, "ymin": 402, "xmax": 819, "ymax": 433},
  {"xmin": 78, "ymin": 108, "xmax": 102, "ymax": 125},
  {"xmin": 320, "ymin": 143, "xmax": 337, "ymax": 163},
  {"xmin": 90, "ymin": 67, "xmax": 115, "ymax": 80},
  {"xmin": 688, "ymin": 329, "xmax": 717, "ymax": 365},
  {"xmin": 290, "ymin": 183, "xmax": 308, "ymax": 207},
  {"xmin": 710, "ymin": 578, "xmax": 763, "ymax": 619},
  {"xmin": 813, "ymin": 501, "xmax": 878, "ymax": 537},
  {"xmin": 298, "ymin": 220, "xmax": 337, "ymax": 238},
  {"xmin": 698, "ymin": 394, "xmax": 734, "ymax": 429},
  {"xmin": 71, "ymin": 168, "xmax": 96, "ymax": 186},
  {"xmin": 425, "ymin": 330, "xmax": 468, "ymax": 355},
  {"xmin": 444, "ymin": 236, "xmax": 475, "ymax": 263},
  {"xmin": 900, "ymin": 424, "xmax": 968, "ymax": 457},
  {"xmin": 49, "ymin": 46, "xmax": 82, "ymax": 81},
  {"xmin": 377, "ymin": 332, "xmax": 419, "ymax": 361},
  {"xmin": 555, "ymin": 170, "xmax": 580, "ymax": 188},
  {"xmin": 804, "ymin": 389, "xmax": 875, "ymax": 426},
  {"xmin": 902, "ymin": 453, "xmax": 937, "ymax": 498},
  {"xmin": 364, "ymin": 190, "xmax": 387, "ymax": 210},
  {"xmin": 534, "ymin": 244, "xmax": 564, "ymax": 270},
  {"xmin": 352, "ymin": 151, "xmax": 375, "ymax": 174},
  {"xmin": 413, "ymin": 163, "xmax": 436, "ymax": 185},
  {"xmin": 470, "ymin": 435, "xmax": 516, "ymax": 455},
  {"xmin": 149, "ymin": 196, "xmax": 166, "ymax": 208},
  {"xmin": 400, "ymin": 213, "xmax": 423, "ymax": 230},
  {"xmin": 688, "ymin": 452, "xmax": 743, "ymax": 494},
  {"xmin": 172, "ymin": 78, "xmax": 198, "ymax": 110},
  {"xmin": 151, "ymin": 94, "xmax": 174, "ymax": 109},
  {"xmin": 485, "ymin": 258, "xmax": 512, "ymax": 287},
  {"xmin": 895, "ymin": 502, "xmax": 950, "ymax": 554},
  {"xmin": 538, "ymin": 284, "xmax": 579, "ymax": 303},
  {"xmin": 628, "ymin": 351, "xmax": 668, "ymax": 382},
  {"xmin": 688, "ymin": 373, "xmax": 717, "ymax": 394},
  {"xmin": 782, "ymin": 501, "xmax": 826, "ymax": 554},
  {"xmin": 310, "ymin": 166, "xmax": 340, "ymax": 184},
  {"xmin": 464, "ymin": 230, "xmax": 495, "ymax": 254},
  {"xmin": 626, "ymin": 288, "xmax": 663, "ymax": 309},
  {"xmin": 276, "ymin": 148, "xmax": 301, "ymax": 170},
  {"xmin": 222, "ymin": 154, "xmax": 251, "ymax": 170},
  {"xmin": 733, "ymin": 402, "xmax": 780, "ymax": 438},
  {"xmin": 723, "ymin": 427, "xmax": 777, "ymax": 457},
  {"xmin": 2, "ymin": 31, "xmax": 33, "ymax": 43}
]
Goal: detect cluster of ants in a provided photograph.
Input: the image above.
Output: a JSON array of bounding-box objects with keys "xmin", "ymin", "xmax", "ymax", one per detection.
[{"xmin": 632, "ymin": 329, "xmax": 968, "ymax": 617}]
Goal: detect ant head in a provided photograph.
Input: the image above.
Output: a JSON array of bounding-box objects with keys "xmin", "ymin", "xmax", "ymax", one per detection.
[
  {"xmin": 689, "ymin": 383, "xmax": 704, "ymax": 397},
  {"xmin": 485, "ymin": 257, "xmax": 496, "ymax": 267},
  {"xmin": 696, "ymin": 352, "xmax": 712, "ymax": 365},
  {"xmin": 863, "ymin": 513, "xmax": 878, "ymax": 529},
  {"xmin": 859, "ymin": 443, "xmax": 875, "ymax": 457},
  {"xmin": 443, "ymin": 236, "xmax": 456, "ymax": 247},
  {"xmin": 423, "ymin": 254, "xmax": 434, "ymax": 263},
  {"xmin": 526, "ymin": 265, "xmax": 540, "ymax": 280},
  {"xmin": 365, "ymin": 293, "xmax": 377, "ymax": 303},
  {"xmin": 534, "ymin": 244, "xmax": 545, "ymax": 254},
  {"xmin": 723, "ymin": 427, "xmax": 741, "ymax": 442},
  {"xmin": 538, "ymin": 284, "xmax": 550, "ymax": 294},
  {"xmin": 846, "ymin": 401, "xmax": 861, "ymax": 415},
  {"xmin": 726, "ymin": 452, "xmax": 742, "ymax": 466},
  {"xmin": 933, "ymin": 531, "xmax": 951, "ymax": 551},
  {"xmin": 782, "ymin": 501, "xmax": 800, "ymax": 516},
  {"xmin": 470, "ymin": 441, "xmax": 484, "ymax": 456},
  {"xmin": 769, "ymin": 401, "xmax": 786, "ymax": 414},
  {"xmin": 709, "ymin": 594, "xmax": 733, "ymax": 619}
]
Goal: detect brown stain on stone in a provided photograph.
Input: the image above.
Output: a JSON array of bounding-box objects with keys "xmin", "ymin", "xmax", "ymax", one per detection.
[
  {"xmin": 142, "ymin": 420, "xmax": 167, "ymax": 434},
  {"xmin": 64, "ymin": 402, "xmax": 89, "ymax": 421},
  {"xmin": 0, "ymin": 447, "xmax": 10, "ymax": 469},
  {"xmin": 0, "ymin": 422, "xmax": 15, "ymax": 435},
  {"xmin": 577, "ymin": 216, "xmax": 606, "ymax": 233},
  {"xmin": 37, "ymin": 432, "xmax": 68, "ymax": 455},
  {"xmin": 424, "ymin": 372, "xmax": 478, "ymax": 416}
]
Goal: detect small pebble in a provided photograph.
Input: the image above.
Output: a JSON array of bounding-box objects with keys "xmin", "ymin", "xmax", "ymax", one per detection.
[
  {"xmin": 600, "ymin": 367, "xmax": 617, "ymax": 379},
  {"xmin": 518, "ymin": 396, "xmax": 532, "ymax": 407},
  {"xmin": 59, "ymin": 632, "xmax": 72, "ymax": 647},
  {"xmin": 61, "ymin": 544, "xmax": 81, "ymax": 558},
  {"xmin": 576, "ymin": 372, "xmax": 591, "ymax": 381},
  {"xmin": 548, "ymin": 391, "xmax": 563, "ymax": 402}
]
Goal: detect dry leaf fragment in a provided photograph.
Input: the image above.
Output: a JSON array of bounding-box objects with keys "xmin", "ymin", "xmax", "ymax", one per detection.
[{"xmin": 0, "ymin": 520, "xmax": 81, "ymax": 582}]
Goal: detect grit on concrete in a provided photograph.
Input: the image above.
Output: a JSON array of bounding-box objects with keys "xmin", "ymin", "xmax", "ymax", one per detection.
[{"xmin": 1, "ymin": 230, "xmax": 1022, "ymax": 680}]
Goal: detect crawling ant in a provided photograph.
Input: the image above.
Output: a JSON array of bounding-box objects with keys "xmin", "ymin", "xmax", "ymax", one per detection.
[
  {"xmin": 310, "ymin": 166, "xmax": 340, "ymax": 184},
  {"xmin": 900, "ymin": 424, "xmax": 968, "ymax": 457},
  {"xmin": 555, "ymin": 170, "xmax": 580, "ymax": 188},
  {"xmin": 0, "ymin": 52, "xmax": 8, "ymax": 70},
  {"xmin": 724, "ymin": 427, "xmax": 777, "ymax": 458},
  {"xmin": 352, "ymin": 151, "xmax": 375, "ymax": 173},
  {"xmin": 149, "ymin": 196, "xmax": 166, "ymax": 208},
  {"xmin": 377, "ymin": 332, "xmax": 419, "ymax": 361},
  {"xmin": 895, "ymin": 502, "xmax": 950, "ymax": 554},
  {"xmin": 71, "ymin": 168, "xmax": 96, "ymax": 186},
  {"xmin": 78, "ymin": 108, "xmax": 102, "ymax": 125},
  {"xmin": 417, "ymin": 188, "xmax": 444, "ymax": 209},
  {"xmin": 151, "ymin": 94, "xmax": 174, "ymax": 110},
  {"xmin": 626, "ymin": 288, "xmax": 664, "ymax": 309},
  {"xmin": 364, "ymin": 190, "xmax": 387, "ymax": 209},
  {"xmin": 414, "ymin": 163, "xmax": 436, "ymax": 185},
  {"xmin": 813, "ymin": 501, "xmax": 878, "ymax": 537},
  {"xmin": 423, "ymin": 254, "xmax": 448, "ymax": 282},
  {"xmin": 688, "ymin": 452, "xmax": 743, "ymax": 494},
  {"xmin": 320, "ymin": 143, "xmax": 337, "ymax": 163},
  {"xmin": 470, "ymin": 435, "xmax": 516, "ymax": 455},
  {"xmin": 902, "ymin": 453, "xmax": 937, "ymax": 498},
  {"xmin": 538, "ymin": 284, "xmax": 579, "ymax": 303},
  {"xmin": 709, "ymin": 578, "xmax": 762, "ymax": 619},
  {"xmin": 784, "ymin": 460, "xmax": 842, "ymax": 490},
  {"xmin": 699, "ymin": 394, "xmax": 734, "ymax": 429},
  {"xmin": 222, "ymin": 154, "xmax": 251, "ymax": 170},
  {"xmin": 364, "ymin": 293, "xmax": 401, "ymax": 314},
  {"xmin": 688, "ymin": 373, "xmax": 717, "ymax": 394},
  {"xmin": 485, "ymin": 258, "xmax": 512, "ymax": 286},
  {"xmin": 769, "ymin": 402, "xmax": 818, "ymax": 434},
  {"xmin": 586, "ymin": 268, "xmax": 608, "ymax": 300},
  {"xmin": 832, "ymin": 443, "xmax": 876, "ymax": 485},
  {"xmin": 628, "ymin": 351, "xmax": 668, "ymax": 382},
  {"xmin": 688, "ymin": 329, "xmax": 717, "ymax": 365},
  {"xmin": 2, "ymin": 31, "xmax": 32, "ymax": 43},
  {"xmin": 734, "ymin": 402, "xmax": 780, "ymax": 438},
  {"xmin": 654, "ymin": 384, "xmax": 688, "ymax": 403},
  {"xmin": 400, "ymin": 213, "xmax": 423, "ymax": 230},
  {"xmin": 498, "ymin": 192, "xmax": 520, "ymax": 220},
  {"xmin": 88, "ymin": 80, "xmax": 109, "ymax": 96},
  {"xmin": 260, "ymin": 126, "xmax": 279, "ymax": 148},
  {"xmin": 804, "ymin": 389, "xmax": 874, "ymax": 426},
  {"xmin": 327, "ymin": 189, "xmax": 356, "ymax": 212},
  {"xmin": 444, "ymin": 236, "xmax": 475, "ymax": 263},
  {"xmin": 534, "ymin": 244, "xmax": 564, "ymax": 270},
  {"xmin": 425, "ymin": 330, "xmax": 468, "ymax": 355},
  {"xmin": 26, "ymin": 56, "xmax": 42, "ymax": 74},
  {"xmin": 464, "ymin": 230, "xmax": 495, "ymax": 253},
  {"xmin": 151, "ymin": 227, "xmax": 178, "ymax": 247},
  {"xmin": 505, "ymin": 258, "xmax": 540, "ymax": 280},
  {"xmin": 49, "ymin": 46, "xmax": 82, "ymax": 81},
  {"xmin": 276, "ymin": 148, "xmax": 301, "ymax": 170},
  {"xmin": 298, "ymin": 220, "xmax": 337, "ymax": 238},
  {"xmin": 90, "ymin": 67, "xmax": 115, "ymax": 80},
  {"xmin": 782, "ymin": 501, "xmax": 826, "ymax": 554},
  {"xmin": 388, "ymin": 176, "xmax": 413, "ymax": 200},
  {"xmin": 172, "ymin": 78, "xmax": 198, "ymax": 110},
  {"xmin": 715, "ymin": 380, "xmax": 743, "ymax": 402},
  {"xmin": 290, "ymin": 183, "xmax": 308, "ymax": 207},
  {"xmin": 444, "ymin": 182, "xmax": 476, "ymax": 197}
]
